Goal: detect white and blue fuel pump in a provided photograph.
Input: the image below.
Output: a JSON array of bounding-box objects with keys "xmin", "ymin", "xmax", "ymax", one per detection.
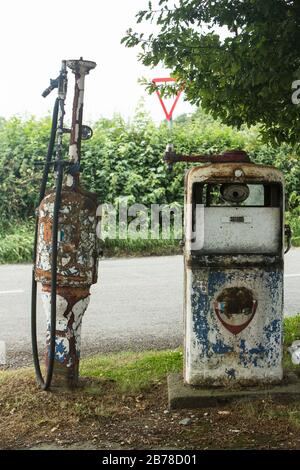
[{"xmin": 165, "ymin": 149, "xmax": 291, "ymax": 387}]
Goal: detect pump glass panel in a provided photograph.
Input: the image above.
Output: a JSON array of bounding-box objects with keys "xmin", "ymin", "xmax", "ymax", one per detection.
[{"xmin": 191, "ymin": 183, "xmax": 282, "ymax": 254}]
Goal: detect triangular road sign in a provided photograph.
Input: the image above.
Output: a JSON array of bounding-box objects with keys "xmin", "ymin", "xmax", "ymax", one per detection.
[{"xmin": 152, "ymin": 77, "xmax": 182, "ymax": 121}]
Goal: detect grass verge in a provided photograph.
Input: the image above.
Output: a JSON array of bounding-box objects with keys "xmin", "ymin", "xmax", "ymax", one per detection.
[
  {"xmin": 80, "ymin": 349, "xmax": 183, "ymax": 393},
  {"xmin": 0, "ymin": 316, "xmax": 300, "ymax": 450},
  {"xmin": 102, "ymin": 237, "xmax": 181, "ymax": 258},
  {"xmin": 0, "ymin": 219, "xmax": 35, "ymax": 264}
]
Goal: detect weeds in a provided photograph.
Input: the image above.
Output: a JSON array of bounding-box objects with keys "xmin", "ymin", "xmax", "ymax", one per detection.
[
  {"xmin": 80, "ymin": 349, "xmax": 183, "ymax": 393},
  {"xmin": 0, "ymin": 218, "xmax": 34, "ymax": 263},
  {"xmin": 283, "ymin": 315, "xmax": 300, "ymax": 347}
]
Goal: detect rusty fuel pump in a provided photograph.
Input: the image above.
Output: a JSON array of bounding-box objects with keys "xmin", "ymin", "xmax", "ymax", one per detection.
[
  {"xmin": 165, "ymin": 147, "xmax": 295, "ymax": 407},
  {"xmin": 31, "ymin": 58, "xmax": 100, "ymax": 390}
]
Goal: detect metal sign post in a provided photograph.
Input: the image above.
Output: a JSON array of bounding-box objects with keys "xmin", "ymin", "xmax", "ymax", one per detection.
[{"xmin": 152, "ymin": 77, "xmax": 182, "ymax": 166}]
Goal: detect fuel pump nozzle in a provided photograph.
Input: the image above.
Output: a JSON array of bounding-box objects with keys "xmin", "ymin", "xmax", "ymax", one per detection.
[
  {"xmin": 42, "ymin": 78, "xmax": 60, "ymax": 98},
  {"xmin": 41, "ymin": 61, "xmax": 68, "ymax": 98}
]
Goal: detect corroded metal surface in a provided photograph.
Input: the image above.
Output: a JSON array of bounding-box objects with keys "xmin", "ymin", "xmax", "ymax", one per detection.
[
  {"xmin": 35, "ymin": 187, "xmax": 100, "ymax": 387},
  {"xmin": 187, "ymin": 254, "xmax": 283, "ymax": 268},
  {"xmin": 35, "ymin": 188, "xmax": 100, "ymax": 287},
  {"xmin": 34, "ymin": 59, "xmax": 98, "ymax": 388},
  {"xmin": 184, "ymin": 162, "xmax": 285, "ymax": 259},
  {"xmin": 42, "ymin": 285, "xmax": 90, "ymax": 388},
  {"xmin": 185, "ymin": 162, "xmax": 285, "ymax": 192},
  {"xmin": 66, "ymin": 59, "xmax": 96, "ymax": 188},
  {"xmin": 165, "ymin": 149, "xmax": 251, "ymax": 164},
  {"xmin": 184, "ymin": 265, "xmax": 283, "ymax": 386}
]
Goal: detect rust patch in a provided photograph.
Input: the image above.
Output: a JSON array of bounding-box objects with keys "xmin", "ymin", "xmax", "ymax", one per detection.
[
  {"xmin": 35, "ymin": 186, "xmax": 100, "ymax": 287},
  {"xmin": 40, "ymin": 217, "xmax": 52, "ymax": 244},
  {"xmin": 35, "ymin": 268, "xmax": 87, "ymax": 285},
  {"xmin": 165, "ymin": 149, "xmax": 250, "ymax": 165},
  {"xmin": 42, "ymin": 284, "xmax": 89, "ymax": 299}
]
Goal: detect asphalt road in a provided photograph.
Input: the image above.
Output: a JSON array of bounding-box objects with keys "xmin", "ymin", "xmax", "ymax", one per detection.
[{"xmin": 0, "ymin": 250, "xmax": 299, "ymax": 367}]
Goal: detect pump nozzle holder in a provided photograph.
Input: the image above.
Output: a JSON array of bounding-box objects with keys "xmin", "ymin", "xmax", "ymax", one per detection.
[{"xmin": 66, "ymin": 59, "xmax": 96, "ymax": 75}]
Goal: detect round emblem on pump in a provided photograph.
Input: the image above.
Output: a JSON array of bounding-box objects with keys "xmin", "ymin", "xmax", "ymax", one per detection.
[
  {"xmin": 220, "ymin": 183, "xmax": 249, "ymax": 203},
  {"xmin": 214, "ymin": 287, "xmax": 257, "ymax": 335}
]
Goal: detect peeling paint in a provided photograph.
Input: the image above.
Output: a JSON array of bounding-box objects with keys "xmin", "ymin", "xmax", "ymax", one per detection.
[
  {"xmin": 42, "ymin": 285, "xmax": 91, "ymax": 387},
  {"xmin": 35, "ymin": 189, "xmax": 100, "ymax": 286},
  {"xmin": 185, "ymin": 265, "xmax": 283, "ymax": 386},
  {"xmin": 183, "ymin": 160, "xmax": 284, "ymax": 387},
  {"xmin": 35, "ymin": 188, "xmax": 100, "ymax": 387},
  {"xmin": 34, "ymin": 59, "xmax": 98, "ymax": 388}
]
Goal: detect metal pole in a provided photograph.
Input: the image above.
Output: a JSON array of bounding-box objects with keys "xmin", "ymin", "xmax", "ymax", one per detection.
[{"xmin": 66, "ymin": 58, "xmax": 96, "ymax": 189}]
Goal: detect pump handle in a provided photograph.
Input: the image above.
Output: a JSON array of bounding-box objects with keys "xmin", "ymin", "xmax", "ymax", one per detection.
[{"xmin": 164, "ymin": 149, "xmax": 251, "ymax": 165}]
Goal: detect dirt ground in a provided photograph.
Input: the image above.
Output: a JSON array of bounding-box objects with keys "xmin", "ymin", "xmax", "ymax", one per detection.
[{"xmin": 1, "ymin": 373, "xmax": 300, "ymax": 450}]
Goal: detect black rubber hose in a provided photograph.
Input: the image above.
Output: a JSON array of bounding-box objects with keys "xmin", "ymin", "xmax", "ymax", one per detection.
[
  {"xmin": 31, "ymin": 98, "xmax": 59, "ymax": 390},
  {"xmin": 45, "ymin": 161, "xmax": 64, "ymax": 389},
  {"xmin": 39, "ymin": 98, "xmax": 59, "ymax": 201}
]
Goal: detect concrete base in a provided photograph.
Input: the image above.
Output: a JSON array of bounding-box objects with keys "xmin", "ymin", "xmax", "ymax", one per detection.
[{"xmin": 168, "ymin": 373, "xmax": 300, "ymax": 409}]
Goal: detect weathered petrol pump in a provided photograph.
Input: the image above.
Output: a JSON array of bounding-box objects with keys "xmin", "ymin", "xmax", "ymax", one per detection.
[
  {"xmin": 31, "ymin": 59, "xmax": 100, "ymax": 390},
  {"xmin": 165, "ymin": 148, "xmax": 292, "ymax": 390}
]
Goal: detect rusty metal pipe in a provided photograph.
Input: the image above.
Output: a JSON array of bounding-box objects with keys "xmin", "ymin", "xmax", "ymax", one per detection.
[
  {"xmin": 164, "ymin": 149, "xmax": 251, "ymax": 165},
  {"xmin": 66, "ymin": 59, "xmax": 96, "ymax": 189}
]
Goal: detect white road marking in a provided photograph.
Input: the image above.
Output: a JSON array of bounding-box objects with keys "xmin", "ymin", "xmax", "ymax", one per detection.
[
  {"xmin": 285, "ymin": 274, "xmax": 300, "ymax": 278},
  {"xmin": 0, "ymin": 289, "xmax": 24, "ymax": 295}
]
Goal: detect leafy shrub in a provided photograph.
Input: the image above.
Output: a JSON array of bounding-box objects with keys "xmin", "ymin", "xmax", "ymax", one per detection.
[{"xmin": 0, "ymin": 103, "xmax": 299, "ymax": 236}]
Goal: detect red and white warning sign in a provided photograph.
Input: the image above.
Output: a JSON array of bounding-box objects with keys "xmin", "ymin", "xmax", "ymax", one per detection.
[{"xmin": 152, "ymin": 77, "xmax": 182, "ymax": 121}]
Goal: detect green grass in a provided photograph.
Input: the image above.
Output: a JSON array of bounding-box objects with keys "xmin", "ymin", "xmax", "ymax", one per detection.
[
  {"xmin": 282, "ymin": 315, "xmax": 300, "ymax": 373},
  {"xmin": 80, "ymin": 317, "xmax": 300, "ymax": 394},
  {"xmin": 80, "ymin": 349, "xmax": 183, "ymax": 392},
  {"xmin": 283, "ymin": 314, "xmax": 300, "ymax": 347},
  {"xmin": 103, "ymin": 237, "xmax": 181, "ymax": 257},
  {"xmin": 0, "ymin": 219, "xmax": 34, "ymax": 263},
  {"xmin": 0, "ymin": 367, "xmax": 34, "ymax": 386},
  {"xmin": 0, "ymin": 350, "xmax": 183, "ymax": 395},
  {"xmin": 291, "ymin": 217, "xmax": 300, "ymax": 247},
  {"xmin": 286, "ymin": 210, "xmax": 300, "ymax": 247},
  {"xmin": 81, "ymin": 317, "xmax": 300, "ymax": 392}
]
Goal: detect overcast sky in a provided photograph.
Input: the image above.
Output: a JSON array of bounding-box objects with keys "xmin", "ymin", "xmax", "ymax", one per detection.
[{"xmin": 0, "ymin": 0, "xmax": 194, "ymax": 123}]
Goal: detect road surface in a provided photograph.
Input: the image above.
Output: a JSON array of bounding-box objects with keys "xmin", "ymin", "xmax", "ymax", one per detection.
[{"xmin": 0, "ymin": 250, "xmax": 299, "ymax": 367}]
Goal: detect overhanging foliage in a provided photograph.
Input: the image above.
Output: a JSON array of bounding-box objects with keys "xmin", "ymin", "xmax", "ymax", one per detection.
[{"xmin": 122, "ymin": 0, "xmax": 300, "ymax": 144}]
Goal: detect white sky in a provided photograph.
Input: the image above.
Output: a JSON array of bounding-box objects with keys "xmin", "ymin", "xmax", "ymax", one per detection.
[{"xmin": 0, "ymin": 0, "xmax": 195, "ymax": 123}]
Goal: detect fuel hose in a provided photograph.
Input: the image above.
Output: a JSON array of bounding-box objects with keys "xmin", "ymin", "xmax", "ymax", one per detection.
[{"xmin": 31, "ymin": 97, "xmax": 62, "ymax": 390}]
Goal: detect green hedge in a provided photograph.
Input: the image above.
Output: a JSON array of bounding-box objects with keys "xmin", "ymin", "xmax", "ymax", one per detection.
[{"xmin": 0, "ymin": 103, "xmax": 299, "ymax": 233}]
